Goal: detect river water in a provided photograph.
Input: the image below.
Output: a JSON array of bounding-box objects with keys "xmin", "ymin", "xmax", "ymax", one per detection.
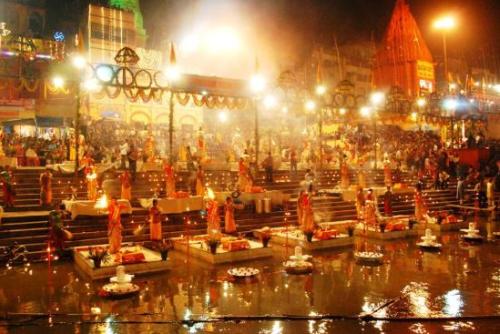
[{"xmin": 1, "ymin": 234, "xmax": 499, "ymax": 333}]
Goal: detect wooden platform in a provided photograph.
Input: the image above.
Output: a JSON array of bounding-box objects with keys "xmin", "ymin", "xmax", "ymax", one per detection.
[
  {"xmin": 172, "ymin": 238, "xmax": 273, "ymax": 264},
  {"xmin": 73, "ymin": 244, "xmax": 169, "ymax": 280},
  {"xmin": 416, "ymin": 221, "xmax": 468, "ymax": 234},
  {"xmin": 270, "ymin": 231, "xmax": 354, "ymax": 250},
  {"xmin": 355, "ymin": 227, "xmax": 413, "ymax": 240}
]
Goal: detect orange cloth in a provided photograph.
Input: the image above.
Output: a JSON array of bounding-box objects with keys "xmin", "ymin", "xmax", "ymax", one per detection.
[
  {"xmin": 206, "ymin": 200, "xmax": 220, "ymax": 232},
  {"xmin": 414, "ymin": 191, "xmax": 427, "ymax": 220},
  {"xmin": 164, "ymin": 164, "xmax": 176, "ymax": 197},
  {"xmin": 384, "ymin": 164, "xmax": 392, "ymax": 186},
  {"xmin": 315, "ymin": 229, "xmax": 339, "ymax": 240},
  {"xmin": 224, "ymin": 202, "xmax": 236, "ymax": 233},
  {"xmin": 119, "ymin": 172, "xmax": 132, "ymax": 200},
  {"xmin": 238, "ymin": 160, "xmax": 250, "ymax": 192},
  {"xmin": 195, "ymin": 170, "xmax": 205, "ymax": 196},
  {"xmin": 149, "ymin": 206, "xmax": 162, "ymax": 241},
  {"xmin": 40, "ymin": 172, "xmax": 52, "ymax": 205},
  {"xmin": 222, "ymin": 239, "xmax": 249, "ymax": 251},
  {"xmin": 340, "ymin": 163, "xmax": 349, "ymax": 188},
  {"xmin": 302, "ymin": 196, "xmax": 314, "ymax": 231},
  {"xmin": 108, "ymin": 201, "xmax": 125, "ymax": 254}
]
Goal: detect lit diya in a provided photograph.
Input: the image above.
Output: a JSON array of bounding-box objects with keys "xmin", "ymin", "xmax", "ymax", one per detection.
[
  {"xmin": 460, "ymin": 223, "xmax": 483, "ymax": 243},
  {"xmin": 417, "ymin": 228, "xmax": 442, "ymax": 251},
  {"xmin": 101, "ymin": 266, "xmax": 139, "ymax": 298},
  {"xmin": 227, "ymin": 267, "xmax": 259, "ymax": 279},
  {"xmin": 354, "ymin": 251, "xmax": 384, "ymax": 264},
  {"xmin": 283, "ymin": 246, "xmax": 313, "ymax": 274}
]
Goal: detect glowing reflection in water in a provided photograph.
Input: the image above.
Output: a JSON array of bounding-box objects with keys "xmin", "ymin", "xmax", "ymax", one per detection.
[
  {"xmin": 487, "ymin": 268, "xmax": 500, "ymax": 309},
  {"xmin": 361, "ymin": 296, "xmax": 387, "ymax": 332},
  {"xmin": 271, "ymin": 320, "xmax": 283, "ymax": 334},
  {"xmin": 443, "ymin": 289, "xmax": 463, "ymax": 317},
  {"xmin": 408, "ymin": 323, "xmax": 429, "ymax": 334},
  {"xmin": 404, "ymin": 283, "xmax": 431, "ymax": 317},
  {"xmin": 442, "ymin": 321, "xmax": 475, "ymax": 331}
]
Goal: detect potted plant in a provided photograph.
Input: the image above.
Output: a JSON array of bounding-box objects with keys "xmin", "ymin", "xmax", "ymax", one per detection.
[
  {"xmin": 156, "ymin": 239, "xmax": 173, "ymax": 261},
  {"xmin": 258, "ymin": 227, "xmax": 272, "ymax": 247},
  {"xmin": 87, "ymin": 246, "xmax": 109, "ymax": 269},
  {"xmin": 346, "ymin": 225, "xmax": 355, "ymax": 237},
  {"xmin": 379, "ymin": 222, "xmax": 387, "ymax": 233},
  {"xmin": 304, "ymin": 229, "xmax": 314, "ymax": 242},
  {"xmin": 261, "ymin": 232, "xmax": 271, "ymax": 247},
  {"xmin": 205, "ymin": 236, "xmax": 220, "ymax": 254}
]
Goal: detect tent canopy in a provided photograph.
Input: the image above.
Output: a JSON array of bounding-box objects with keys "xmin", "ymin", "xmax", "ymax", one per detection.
[{"xmin": 2, "ymin": 116, "xmax": 67, "ymax": 128}]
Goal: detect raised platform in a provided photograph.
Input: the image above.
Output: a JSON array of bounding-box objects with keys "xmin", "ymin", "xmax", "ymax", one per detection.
[
  {"xmin": 73, "ymin": 244, "xmax": 169, "ymax": 280},
  {"xmin": 172, "ymin": 236, "xmax": 273, "ymax": 264},
  {"xmin": 270, "ymin": 229, "xmax": 354, "ymax": 250},
  {"xmin": 355, "ymin": 226, "xmax": 413, "ymax": 240},
  {"xmin": 417, "ymin": 221, "xmax": 468, "ymax": 234}
]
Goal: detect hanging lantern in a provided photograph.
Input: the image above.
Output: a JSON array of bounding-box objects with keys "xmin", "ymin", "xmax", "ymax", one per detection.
[{"xmin": 114, "ymin": 47, "xmax": 140, "ymax": 66}]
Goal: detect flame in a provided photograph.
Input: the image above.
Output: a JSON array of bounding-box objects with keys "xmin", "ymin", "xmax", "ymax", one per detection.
[
  {"xmin": 86, "ymin": 172, "xmax": 97, "ymax": 180},
  {"xmin": 206, "ymin": 187, "xmax": 215, "ymax": 200},
  {"xmin": 94, "ymin": 194, "xmax": 109, "ymax": 209}
]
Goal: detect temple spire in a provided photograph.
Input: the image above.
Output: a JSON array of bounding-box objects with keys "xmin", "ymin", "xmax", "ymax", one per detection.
[{"xmin": 373, "ymin": 0, "xmax": 435, "ymax": 97}]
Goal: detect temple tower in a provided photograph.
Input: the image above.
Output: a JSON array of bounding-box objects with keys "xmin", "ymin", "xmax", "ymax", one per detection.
[{"xmin": 373, "ymin": 0, "xmax": 435, "ymax": 97}]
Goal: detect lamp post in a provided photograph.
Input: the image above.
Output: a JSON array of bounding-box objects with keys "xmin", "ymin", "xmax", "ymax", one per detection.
[
  {"xmin": 369, "ymin": 92, "xmax": 385, "ymax": 170},
  {"xmin": 164, "ymin": 65, "xmax": 180, "ymax": 163},
  {"xmin": 444, "ymin": 98, "xmax": 458, "ymax": 147},
  {"xmin": 53, "ymin": 55, "xmax": 98, "ymax": 176},
  {"xmin": 71, "ymin": 54, "xmax": 87, "ymax": 176},
  {"xmin": 315, "ymin": 84, "xmax": 326, "ymax": 170},
  {"xmin": 433, "ymin": 16, "xmax": 456, "ymax": 93},
  {"xmin": 250, "ymin": 74, "xmax": 266, "ymax": 169},
  {"xmin": 416, "ymin": 97, "xmax": 427, "ymax": 131}
]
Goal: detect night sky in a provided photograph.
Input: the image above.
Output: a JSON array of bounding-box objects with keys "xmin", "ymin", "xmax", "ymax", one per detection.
[
  {"xmin": 44, "ymin": 0, "xmax": 499, "ymax": 72},
  {"xmin": 138, "ymin": 0, "xmax": 499, "ymax": 67}
]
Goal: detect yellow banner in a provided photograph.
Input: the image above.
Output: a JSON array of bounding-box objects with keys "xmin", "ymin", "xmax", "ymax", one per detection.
[{"xmin": 417, "ymin": 61, "xmax": 435, "ymax": 80}]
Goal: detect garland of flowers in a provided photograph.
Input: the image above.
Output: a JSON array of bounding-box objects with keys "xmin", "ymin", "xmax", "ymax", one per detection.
[{"xmin": 174, "ymin": 92, "xmax": 190, "ymax": 105}]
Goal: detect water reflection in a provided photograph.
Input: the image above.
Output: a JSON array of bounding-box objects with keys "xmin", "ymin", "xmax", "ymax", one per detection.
[
  {"xmin": 442, "ymin": 289, "xmax": 463, "ymax": 317},
  {"xmin": 0, "ymin": 237, "xmax": 499, "ymax": 333}
]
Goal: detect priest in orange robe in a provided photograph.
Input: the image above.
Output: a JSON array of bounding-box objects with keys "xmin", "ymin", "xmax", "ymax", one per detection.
[
  {"xmin": 163, "ymin": 162, "xmax": 176, "ymax": 198},
  {"xmin": 149, "ymin": 199, "xmax": 162, "ymax": 241},
  {"xmin": 108, "ymin": 198, "xmax": 126, "ymax": 254},
  {"xmin": 119, "ymin": 170, "xmax": 132, "ymax": 201}
]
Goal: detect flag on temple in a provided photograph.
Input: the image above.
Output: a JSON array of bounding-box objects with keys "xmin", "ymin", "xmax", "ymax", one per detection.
[
  {"xmin": 373, "ymin": 0, "xmax": 435, "ymax": 97},
  {"xmin": 169, "ymin": 42, "xmax": 176, "ymax": 65},
  {"xmin": 316, "ymin": 49, "xmax": 324, "ymax": 85},
  {"xmin": 75, "ymin": 29, "xmax": 85, "ymax": 53}
]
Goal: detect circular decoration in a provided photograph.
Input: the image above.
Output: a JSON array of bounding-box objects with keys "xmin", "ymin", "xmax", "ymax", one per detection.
[
  {"xmin": 153, "ymin": 70, "xmax": 169, "ymax": 89},
  {"xmin": 135, "ymin": 69, "xmax": 153, "ymax": 89},
  {"xmin": 95, "ymin": 64, "xmax": 115, "ymax": 83},
  {"xmin": 345, "ymin": 95, "xmax": 356, "ymax": 108},
  {"xmin": 114, "ymin": 47, "xmax": 140, "ymax": 66},
  {"xmin": 355, "ymin": 95, "xmax": 366, "ymax": 107},
  {"xmin": 231, "ymin": 190, "xmax": 241, "ymax": 199},
  {"xmin": 115, "ymin": 67, "xmax": 135, "ymax": 88},
  {"xmin": 228, "ymin": 267, "xmax": 259, "ymax": 278},
  {"xmin": 333, "ymin": 94, "xmax": 344, "ymax": 107},
  {"xmin": 53, "ymin": 31, "xmax": 65, "ymax": 42}
]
